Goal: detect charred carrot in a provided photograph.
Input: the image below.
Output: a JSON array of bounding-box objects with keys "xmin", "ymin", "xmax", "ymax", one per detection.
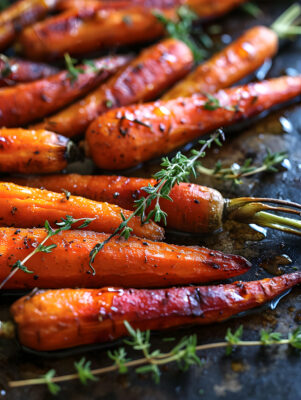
[
  {"xmin": 0, "ymin": 54, "xmax": 130, "ymax": 127},
  {"xmin": 10, "ymin": 174, "xmax": 224, "ymax": 233},
  {"xmin": 163, "ymin": 26, "xmax": 278, "ymax": 99},
  {"xmin": 17, "ymin": 6, "xmax": 175, "ymax": 60},
  {"xmin": 86, "ymin": 76, "xmax": 301, "ymax": 170},
  {"xmin": 8, "ymin": 272, "xmax": 300, "ymax": 351},
  {"xmin": 0, "ymin": 56, "xmax": 58, "ymax": 86},
  {"xmin": 33, "ymin": 38, "xmax": 193, "ymax": 137},
  {"xmin": 11, "ymin": 174, "xmax": 301, "ymax": 236},
  {"xmin": 0, "ymin": 227, "xmax": 250, "ymax": 289},
  {"xmin": 0, "ymin": 128, "xmax": 78, "ymax": 174},
  {"xmin": 0, "ymin": 182, "xmax": 164, "ymax": 241},
  {"xmin": 0, "ymin": 0, "xmax": 58, "ymax": 51}
]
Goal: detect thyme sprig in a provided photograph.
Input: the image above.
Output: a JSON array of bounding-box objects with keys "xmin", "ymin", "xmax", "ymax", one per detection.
[
  {"xmin": 9, "ymin": 323, "xmax": 301, "ymax": 394},
  {"xmin": 153, "ymin": 5, "xmax": 211, "ymax": 63},
  {"xmin": 197, "ymin": 149, "xmax": 287, "ymax": 184},
  {"xmin": 64, "ymin": 54, "xmax": 101, "ymax": 83},
  {"xmin": 89, "ymin": 130, "xmax": 225, "ymax": 267},
  {"xmin": 0, "ymin": 216, "xmax": 94, "ymax": 290}
]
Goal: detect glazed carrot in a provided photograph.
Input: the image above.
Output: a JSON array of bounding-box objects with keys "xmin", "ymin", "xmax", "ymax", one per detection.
[
  {"xmin": 0, "ymin": 227, "xmax": 250, "ymax": 289},
  {"xmin": 0, "ymin": 128, "xmax": 78, "ymax": 174},
  {"xmin": 10, "ymin": 272, "xmax": 300, "ymax": 351},
  {"xmin": 11, "ymin": 174, "xmax": 224, "ymax": 233},
  {"xmin": 0, "ymin": 54, "xmax": 130, "ymax": 127},
  {"xmin": 163, "ymin": 26, "xmax": 278, "ymax": 100},
  {"xmin": 0, "ymin": 0, "xmax": 58, "ymax": 51},
  {"xmin": 187, "ymin": 0, "xmax": 247, "ymax": 18},
  {"xmin": 0, "ymin": 56, "xmax": 58, "ymax": 86},
  {"xmin": 33, "ymin": 39, "xmax": 193, "ymax": 137},
  {"xmin": 17, "ymin": 6, "xmax": 175, "ymax": 60},
  {"xmin": 0, "ymin": 182, "xmax": 164, "ymax": 241},
  {"xmin": 86, "ymin": 76, "xmax": 301, "ymax": 170}
]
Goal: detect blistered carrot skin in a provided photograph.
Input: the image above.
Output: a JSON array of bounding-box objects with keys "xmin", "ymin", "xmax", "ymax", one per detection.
[
  {"xmin": 17, "ymin": 6, "xmax": 176, "ymax": 60},
  {"xmin": 33, "ymin": 39, "xmax": 193, "ymax": 137},
  {"xmin": 0, "ymin": 227, "xmax": 250, "ymax": 290},
  {"xmin": 163, "ymin": 26, "xmax": 278, "ymax": 100},
  {"xmin": 0, "ymin": 129, "xmax": 76, "ymax": 174},
  {"xmin": 0, "ymin": 182, "xmax": 164, "ymax": 241},
  {"xmin": 10, "ymin": 272, "xmax": 300, "ymax": 351},
  {"xmin": 86, "ymin": 76, "xmax": 301, "ymax": 170},
  {"xmin": 0, "ymin": 0, "xmax": 58, "ymax": 51},
  {"xmin": 0, "ymin": 57, "xmax": 58, "ymax": 87},
  {"xmin": 11, "ymin": 174, "xmax": 224, "ymax": 233},
  {"xmin": 0, "ymin": 55, "xmax": 130, "ymax": 128}
]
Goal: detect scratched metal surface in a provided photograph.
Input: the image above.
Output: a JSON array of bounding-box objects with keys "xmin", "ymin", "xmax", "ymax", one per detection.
[{"xmin": 1, "ymin": 0, "xmax": 301, "ymax": 399}]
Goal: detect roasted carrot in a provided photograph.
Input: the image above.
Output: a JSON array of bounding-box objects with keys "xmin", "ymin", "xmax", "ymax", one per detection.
[
  {"xmin": 9, "ymin": 272, "xmax": 300, "ymax": 351},
  {"xmin": 0, "ymin": 56, "xmax": 58, "ymax": 86},
  {"xmin": 10, "ymin": 174, "xmax": 224, "ymax": 233},
  {"xmin": 57, "ymin": 0, "xmax": 179, "ymax": 11},
  {"xmin": 163, "ymin": 25, "xmax": 278, "ymax": 99},
  {"xmin": 33, "ymin": 39, "xmax": 193, "ymax": 137},
  {"xmin": 86, "ymin": 76, "xmax": 301, "ymax": 170},
  {"xmin": 0, "ymin": 54, "xmax": 130, "ymax": 128},
  {"xmin": 0, "ymin": 0, "xmax": 58, "ymax": 51},
  {"xmin": 0, "ymin": 227, "xmax": 250, "ymax": 289},
  {"xmin": 0, "ymin": 182, "xmax": 164, "ymax": 241},
  {"xmin": 0, "ymin": 128, "xmax": 78, "ymax": 174},
  {"xmin": 17, "ymin": 6, "xmax": 175, "ymax": 60}
]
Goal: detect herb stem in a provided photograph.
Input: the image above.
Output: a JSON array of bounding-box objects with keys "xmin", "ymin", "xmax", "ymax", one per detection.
[{"xmin": 8, "ymin": 339, "xmax": 292, "ymax": 389}]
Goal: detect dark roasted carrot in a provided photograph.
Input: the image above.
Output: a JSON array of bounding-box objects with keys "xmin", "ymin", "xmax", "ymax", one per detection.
[
  {"xmin": 10, "ymin": 174, "xmax": 224, "ymax": 233},
  {"xmin": 17, "ymin": 6, "xmax": 175, "ymax": 60},
  {"xmin": 0, "ymin": 227, "xmax": 250, "ymax": 289},
  {"xmin": 163, "ymin": 26, "xmax": 278, "ymax": 100},
  {"xmin": 86, "ymin": 76, "xmax": 301, "ymax": 170},
  {"xmin": 0, "ymin": 54, "xmax": 130, "ymax": 127},
  {"xmin": 0, "ymin": 182, "xmax": 164, "ymax": 241},
  {"xmin": 0, "ymin": 56, "xmax": 58, "ymax": 86},
  {"xmin": 10, "ymin": 272, "xmax": 300, "ymax": 351},
  {"xmin": 0, "ymin": 0, "xmax": 58, "ymax": 51},
  {"xmin": 33, "ymin": 38, "xmax": 193, "ymax": 137},
  {"xmin": 0, "ymin": 128, "xmax": 78, "ymax": 174}
]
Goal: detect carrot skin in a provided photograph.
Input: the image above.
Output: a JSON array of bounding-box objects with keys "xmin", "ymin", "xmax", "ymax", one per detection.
[
  {"xmin": 10, "ymin": 174, "xmax": 224, "ymax": 233},
  {"xmin": 0, "ymin": 57, "xmax": 58, "ymax": 87},
  {"xmin": 17, "ymin": 6, "xmax": 174, "ymax": 60},
  {"xmin": 33, "ymin": 38, "xmax": 193, "ymax": 137},
  {"xmin": 0, "ymin": 182, "xmax": 164, "ymax": 241},
  {"xmin": 0, "ymin": 55, "xmax": 130, "ymax": 127},
  {"xmin": 0, "ymin": 227, "xmax": 250, "ymax": 290},
  {"xmin": 163, "ymin": 26, "xmax": 278, "ymax": 100},
  {"xmin": 0, "ymin": 0, "xmax": 58, "ymax": 51},
  {"xmin": 0, "ymin": 128, "xmax": 76, "ymax": 174},
  {"xmin": 86, "ymin": 76, "xmax": 301, "ymax": 170},
  {"xmin": 10, "ymin": 272, "xmax": 300, "ymax": 351}
]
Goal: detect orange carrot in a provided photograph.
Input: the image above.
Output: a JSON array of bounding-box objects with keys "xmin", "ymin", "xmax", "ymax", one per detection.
[
  {"xmin": 86, "ymin": 76, "xmax": 301, "ymax": 170},
  {"xmin": 0, "ymin": 227, "xmax": 250, "ymax": 289},
  {"xmin": 10, "ymin": 272, "xmax": 300, "ymax": 351},
  {"xmin": 10, "ymin": 174, "xmax": 224, "ymax": 233},
  {"xmin": 0, "ymin": 182, "xmax": 164, "ymax": 241},
  {"xmin": 0, "ymin": 0, "xmax": 58, "ymax": 51},
  {"xmin": 0, "ymin": 54, "xmax": 130, "ymax": 127},
  {"xmin": 163, "ymin": 26, "xmax": 278, "ymax": 99},
  {"xmin": 33, "ymin": 38, "xmax": 193, "ymax": 137},
  {"xmin": 0, "ymin": 128, "xmax": 78, "ymax": 174}
]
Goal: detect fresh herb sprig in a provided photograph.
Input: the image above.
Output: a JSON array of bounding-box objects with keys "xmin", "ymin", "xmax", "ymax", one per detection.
[
  {"xmin": 64, "ymin": 54, "xmax": 100, "ymax": 83},
  {"xmin": 9, "ymin": 323, "xmax": 301, "ymax": 394},
  {"xmin": 153, "ymin": 5, "xmax": 211, "ymax": 63},
  {"xmin": 0, "ymin": 216, "xmax": 94, "ymax": 290},
  {"xmin": 89, "ymin": 130, "xmax": 225, "ymax": 267},
  {"xmin": 197, "ymin": 148, "xmax": 287, "ymax": 184}
]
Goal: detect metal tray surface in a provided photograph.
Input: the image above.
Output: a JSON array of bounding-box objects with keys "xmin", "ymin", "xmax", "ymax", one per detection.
[{"xmin": 0, "ymin": 0, "xmax": 301, "ymax": 399}]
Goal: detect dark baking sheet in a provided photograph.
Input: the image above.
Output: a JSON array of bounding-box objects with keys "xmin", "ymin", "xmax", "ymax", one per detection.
[{"xmin": 1, "ymin": 0, "xmax": 301, "ymax": 399}]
